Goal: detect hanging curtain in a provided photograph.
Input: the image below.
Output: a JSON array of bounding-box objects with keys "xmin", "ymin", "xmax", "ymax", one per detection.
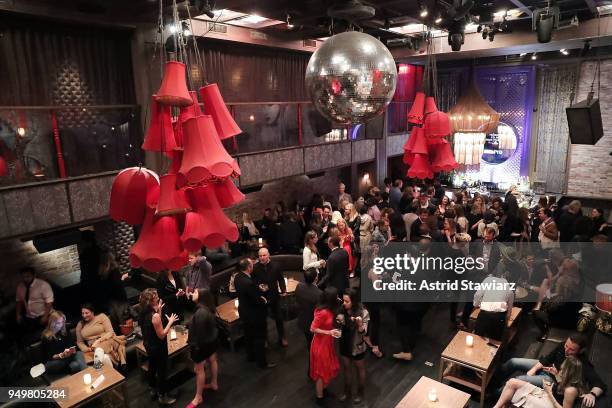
[
  {"xmin": 187, "ymin": 39, "xmax": 310, "ymax": 103},
  {"xmin": 535, "ymin": 65, "xmax": 577, "ymax": 194}
]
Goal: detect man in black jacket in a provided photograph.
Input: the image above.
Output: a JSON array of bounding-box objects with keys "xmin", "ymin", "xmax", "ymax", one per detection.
[
  {"xmin": 470, "ymin": 227, "xmax": 501, "ymax": 275},
  {"xmin": 295, "ymin": 268, "xmax": 323, "ymax": 376},
  {"xmin": 252, "ymin": 248, "xmax": 287, "ymax": 347},
  {"xmin": 234, "ymin": 258, "xmax": 276, "ymax": 369},
  {"xmin": 318, "ymin": 236, "xmax": 349, "ymax": 292}
]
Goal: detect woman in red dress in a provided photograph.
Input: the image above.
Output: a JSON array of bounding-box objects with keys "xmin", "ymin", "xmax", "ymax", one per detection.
[
  {"xmin": 336, "ymin": 219, "xmax": 355, "ymax": 276},
  {"xmin": 310, "ymin": 287, "xmax": 341, "ymax": 405}
]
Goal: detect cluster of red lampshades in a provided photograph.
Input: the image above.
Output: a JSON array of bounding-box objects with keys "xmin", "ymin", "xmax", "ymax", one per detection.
[
  {"xmin": 109, "ymin": 60, "xmax": 244, "ymax": 273},
  {"xmin": 403, "ymin": 92, "xmax": 458, "ymax": 179}
]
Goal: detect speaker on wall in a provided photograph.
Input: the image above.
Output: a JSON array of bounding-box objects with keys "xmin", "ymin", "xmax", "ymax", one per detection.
[{"xmin": 566, "ymin": 98, "xmax": 603, "ymax": 145}]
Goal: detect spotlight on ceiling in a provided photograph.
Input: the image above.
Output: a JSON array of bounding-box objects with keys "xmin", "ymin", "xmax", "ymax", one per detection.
[
  {"xmin": 519, "ymin": 52, "xmax": 527, "ymax": 57},
  {"xmin": 420, "ymin": 8, "xmax": 428, "ymax": 18},
  {"xmin": 168, "ymin": 24, "xmax": 177, "ymax": 34},
  {"xmin": 560, "ymin": 48, "xmax": 569, "ymax": 55},
  {"xmin": 531, "ymin": 53, "xmax": 537, "ymax": 60},
  {"xmin": 482, "ymin": 28, "xmax": 488, "ymax": 39},
  {"xmin": 182, "ymin": 21, "xmax": 192, "ymax": 36},
  {"xmin": 286, "ymin": 14, "xmax": 294, "ymax": 28},
  {"xmin": 477, "ymin": 24, "xmax": 482, "ymax": 33},
  {"xmin": 448, "ymin": 20, "xmax": 465, "ymax": 51},
  {"xmin": 488, "ymin": 30, "xmax": 495, "ymax": 41},
  {"xmin": 435, "ymin": 16, "xmax": 443, "ymax": 24}
]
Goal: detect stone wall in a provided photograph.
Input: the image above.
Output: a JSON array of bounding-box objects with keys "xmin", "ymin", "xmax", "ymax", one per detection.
[
  {"xmin": 0, "ymin": 239, "xmax": 80, "ymax": 297},
  {"xmin": 566, "ymin": 60, "xmax": 612, "ymax": 199}
]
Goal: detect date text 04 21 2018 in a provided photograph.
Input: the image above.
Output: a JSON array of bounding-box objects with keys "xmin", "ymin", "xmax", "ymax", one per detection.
[{"xmin": 0, "ymin": 387, "xmax": 68, "ymax": 402}]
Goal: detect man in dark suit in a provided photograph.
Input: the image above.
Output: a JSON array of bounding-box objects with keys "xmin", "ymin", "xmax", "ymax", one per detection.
[
  {"xmin": 295, "ymin": 268, "xmax": 323, "ymax": 348},
  {"xmin": 410, "ymin": 208, "xmax": 431, "ymax": 242},
  {"xmin": 470, "ymin": 227, "xmax": 501, "ymax": 275},
  {"xmin": 318, "ymin": 236, "xmax": 349, "ymax": 292},
  {"xmin": 252, "ymin": 248, "xmax": 287, "ymax": 347},
  {"xmin": 234, "ymin": 258, "xmax": 276, "ymax": 369}
]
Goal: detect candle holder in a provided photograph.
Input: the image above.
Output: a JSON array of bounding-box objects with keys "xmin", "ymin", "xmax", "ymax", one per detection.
[
  {"xmin": 83, "ymin": 373, "xmax": 92, "ymax": 385},
  {"xmin": 427, "ymin": 388, "xmax": 437, "ymax": 402},
  {"xmin": 170, "ymin": 328, "xmax": 177, "ymax": 341},
  {"xmin": 466, "ymin": 335, "xmax": 474, "ymax": 347}
]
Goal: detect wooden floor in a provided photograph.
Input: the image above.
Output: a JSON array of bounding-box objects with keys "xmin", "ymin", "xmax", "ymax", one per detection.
[{"xmin": 111, "ymin": 303, "xmax": 538, "ymax": 408}]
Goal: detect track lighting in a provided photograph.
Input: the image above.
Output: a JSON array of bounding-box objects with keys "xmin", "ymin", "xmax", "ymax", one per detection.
[
  {"xmin": 435, "ymin": 16, "xmax": 442, "ymax": 24},
  {"xmin": 420, "ymin": 8, "xmax": 428, "ymax": 18},
  {"xmin": 286, "ymin": 14, "xmax": 294, "ymax": 29}
]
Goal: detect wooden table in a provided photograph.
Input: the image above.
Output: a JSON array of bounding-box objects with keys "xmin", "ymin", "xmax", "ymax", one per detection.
[
  {"xmin": 135, "ymin": 329, "xmax": 192, "ymax": 379},
  {"xmin": 50, "ymin": 365, "xmax": 127, "ymax": 408},
  {"xmin": 216, "ymin": 299, "xmax": 242, "ymax": 352},
  {"xmin": 469, "ymin": 307, "xmax": 522, "ymax": 344},
  {"xmin": 439, "ymin": 331, "xmax": 501, "ymax": 408},
  {"xmin": 395, "ymin": 376, "xmax": 471, "ymax": 408}
]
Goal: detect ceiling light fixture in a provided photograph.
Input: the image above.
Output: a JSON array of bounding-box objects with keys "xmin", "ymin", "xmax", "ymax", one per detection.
[
  {"xmin": 531, "ymin": 53, "xmax": 537, "ymax": 60},
  {"xmin": 488, "ymin": 30, "xmax": 495, "ymax": 41},
  {"xmin": 420, "ymin": 8, "xmax": 428, "ymax": 18},
  {"xmin": 561, "ymin": 49, "xmax": 569, "ymax": 55},
  {"xmin": 286, "ymin": 14, "xmax": 294, "ymax": 28},
  {"xmin": 519, "ymin": 52, "xmax": 527, "ymax": 56},
  {"xmin": 435, "ymin": 16, "xmax": 442, "ymax": 24}
]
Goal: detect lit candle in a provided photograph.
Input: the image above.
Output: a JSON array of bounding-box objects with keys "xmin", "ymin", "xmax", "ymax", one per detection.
[
  {"xmin": 466, "ymin": 335, "xmax": 474, "ymax": 347},
  {"xmin": 170, "ymin": 328, "xmax": 177, "ymax": 340},
  {"xmin": 83, "ymin": 373, "xmax": 92, "ymax": 385},
  {"xmin": 234, "ymin": 299, "xmax": 239, "ymax": 308},
  {"xmin": 428, "ymin": 388, "xmax": 437, "ymax": 402}
]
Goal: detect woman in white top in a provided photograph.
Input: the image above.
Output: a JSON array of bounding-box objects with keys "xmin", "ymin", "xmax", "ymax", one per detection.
[
  {"xmin": 242, "ymin": 212, "xmax": 259, "ymax": 238},
  {"xmin": 303, "ymin": 230, "xmax": 326, "ymax": 272}
]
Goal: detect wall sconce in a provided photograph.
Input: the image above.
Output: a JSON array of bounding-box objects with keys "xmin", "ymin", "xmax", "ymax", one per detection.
[
  {"xmin": 249, "ymin": 115, "xmax": 255, "ymax": 121},
  {"xmin": 362, "ymin": 173, "xmax": 370, "ymax": 183},
  {"xmin": 17, "ymin": 127, "xmax": 26, "ymax": 137}
]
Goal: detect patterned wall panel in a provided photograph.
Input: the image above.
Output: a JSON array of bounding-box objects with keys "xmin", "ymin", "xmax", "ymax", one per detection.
[
  {"xmin": 534, "ymin": 65, "xmax": 577, "ymax": 194},
  {"xmin": 387, "ymin": 134, "xmax": 407, "ymax": 157},
  {"xmin": 238, "ymin": 149, "xmax": 304, "ymax": 186},
  {"xmin": 304, "ymin": 143, "xmax": 352, "ymax": 173},
  {"xmin": 567, "ymin": 60, "xmax": 612, "ymax": 199},
  {"xmin": 0, "ymin": 197, "xmax": 9, "ymax": 237},
  {"xmin": 352, "ymin": 140, "xmax": 376, "ymax": 163},
  {"xmin": 95, "ymin": 220, "xmax": 134, "ymax": 274},
  {"xmin": 0, "ymin": 184, "xmax": 71, "ymax": 235},
  {"xmin": 67, "ymin": 175, "xmax": 114, "ymax": 222}
]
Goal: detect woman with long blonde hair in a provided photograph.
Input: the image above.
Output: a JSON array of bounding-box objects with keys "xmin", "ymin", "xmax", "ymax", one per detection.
[
  {"xmin": 42, "ymin": 310, "xmax": 87, "ymax": 375},
  {"xmin": 336, "ymin": 218, "xmax": 355, "ymax": 276},
  {"xmin": 494, "ymin": 356, "xmax": 586, "ymax": 408}
]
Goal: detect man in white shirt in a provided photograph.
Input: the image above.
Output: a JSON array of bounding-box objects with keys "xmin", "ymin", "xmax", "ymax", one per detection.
[{"xmin": 15, "ymin": 267, "xmax": 54, "ymax": 341}]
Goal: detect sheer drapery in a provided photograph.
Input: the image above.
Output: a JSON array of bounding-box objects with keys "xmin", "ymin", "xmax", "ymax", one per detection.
[
  {"xmin": 535, "ymin": 65, "xmax": 577, "ymax": 193},
  {"xmin": 188, "ymin": 39, "xmax": 310, "ymax": 102}
]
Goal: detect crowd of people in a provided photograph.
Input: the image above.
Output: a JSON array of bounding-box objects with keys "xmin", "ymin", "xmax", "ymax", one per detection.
[{"xmin": 9, "ymin": 178, "xmax": 610, "ymax": 407}]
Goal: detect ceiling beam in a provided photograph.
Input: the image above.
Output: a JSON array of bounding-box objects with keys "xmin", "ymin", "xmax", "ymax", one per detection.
[{"xmin": 509, "ymin": 0, "xmax": 533, "ymax": 17}]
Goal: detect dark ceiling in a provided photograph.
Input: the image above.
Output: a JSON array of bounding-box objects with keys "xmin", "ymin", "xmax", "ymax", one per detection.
[{"xmin": 5, "ymin": 0, "xmax": 609, "ymax": 43}]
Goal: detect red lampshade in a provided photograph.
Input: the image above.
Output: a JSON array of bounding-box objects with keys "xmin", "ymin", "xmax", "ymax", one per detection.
[
  {"xmin": 213, "ymin": 178, "xmax": 245, "ymax": 208},
  {"xmin": 129, "ymin": 209, "xmax": 188, "ymax": 272},
  {"xmin": 155, "ymin": 61, "xmax": 193, "ymax": 107},
  {"xmin": 430, "ymin": 140, "xmax": 458, "ymax": 173},
  {"xmin": 424, "ymin": 96, "xmax": 438, "ymax": 114},
  {"xmin": 407, "ymin": 92, "xmax": 426, "ymax": 125},
  {"xmin": 142, "ymin": 96, "xmax": 176, "ymax": 152},
  {"xmin": 403, "ymin": 151, "xmax": 414, "ymax": 165},
  {"xmin": 596, "ymin": 284, "xmax": 612, "ymax": 313},
  {"xmin": 200, "ymin": 84, "xmax": 242, "ymax": 140},
  {"xmin": 181, "ymin": 186, "xmax": 239, "ymax": 251},
  {"xmin": 168, "ymin": 150, "xmax": 182, "ymax": 176},
  {"xmin": 407, "ymin": 153, "xmax": 433, "ymax": 180},
  {"xmin": 0, "ymin": 156, "xmax": 7, "ymax": 177},
  {"xmin": 424, "ymin": 111, "xmax": 452, "ymax": 138},
  {"xmin": 179, "ymin": 115, "xmax": 235, "ymax": 184},
  {"xmin": 410, "ymin": 127, "xmax": 428, "ymax": 155},
  {"xmin": 110, "ymin": 167, "xmax": 160, "ymax": 225},
  {"xmin": 155, "ymin": 174, "xmax": 191, "ymax": 216}
]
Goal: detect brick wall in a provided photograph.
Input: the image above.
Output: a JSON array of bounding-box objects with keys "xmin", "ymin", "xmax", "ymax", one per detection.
[
  {"xmin": 566, "ymin": 60, "xmax": 612, "ymax": 199},
  {"xmin": 0, "ymin": 239, "xmax": 80, "ymax": 297}
]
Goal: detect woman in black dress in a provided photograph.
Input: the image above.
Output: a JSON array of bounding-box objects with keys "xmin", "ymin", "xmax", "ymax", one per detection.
[
  {"xmin": 336, "ymin": 288, "xmax": 370, "ymax": 404},
  {"xmin": 187, "ymin": 289, "xmax": 219, "ymax": 408},
  {"xmin": 156, "ymin": 269, "xmax": 187, "ymax": 322},
  {"xmin": 138, "ymin": 288, "xmax": 178, "ymax": 405}
]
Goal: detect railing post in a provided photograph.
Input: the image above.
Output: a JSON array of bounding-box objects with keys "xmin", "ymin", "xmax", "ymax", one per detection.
[{"xmin": 51, "ymin": 111, "xmax": 67, "ymax": 178}]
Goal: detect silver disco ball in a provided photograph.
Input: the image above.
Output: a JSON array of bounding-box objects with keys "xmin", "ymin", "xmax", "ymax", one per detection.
[{"xmin": 305, "ymin": 31, "xmax": 397, "ymax": 125}]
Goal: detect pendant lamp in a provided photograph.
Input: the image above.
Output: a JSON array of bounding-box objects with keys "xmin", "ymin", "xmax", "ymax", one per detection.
[
  {"xmin": 179, "ymin": 115, "xmax": 235, "ymax": 184},
  {"xmin": 407, "ymin": 92, "xmax": 426, "ymax": 125},
  {"xmin": 410, "ymin": 127, "xmax": 428, "ymax": 155},
  {"xmin": 110, "ymin": 167, "xmax": 160, "ymax": 225},
  {"xmin": 213, "ymin": 178, "xmax": 245, "ymax": 208},
  {"xmin": 155, "ymin": 61, "xmax": 193, "ymax": 107},
  {"xmin": 155, "ymin": 174, "xmax": 191, "ymax": 216},
  {"xmin": 142, "ymin": 96, "xmax": 177, "ymax": 152},
  {"xmin": 181, "ymin": 185, "xmax": 239, "ymax": 251},
  {"xmin": 407, "ymin": 153, "xmax": 433, "ymax": 180},
  {"xmin": 129, "ymin": 209, "xmax": 188, "ymax": 272},
  {"xmin": 449, "ymin": 82, "xmax": 500, "ymax": 134},
  {"xmin": 430, "ymin": 140, "xmax": 458, "ymax": 172},
  {"xmin": 200, "ymin": 84, "xmax": 242, "ymax": 140}
]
